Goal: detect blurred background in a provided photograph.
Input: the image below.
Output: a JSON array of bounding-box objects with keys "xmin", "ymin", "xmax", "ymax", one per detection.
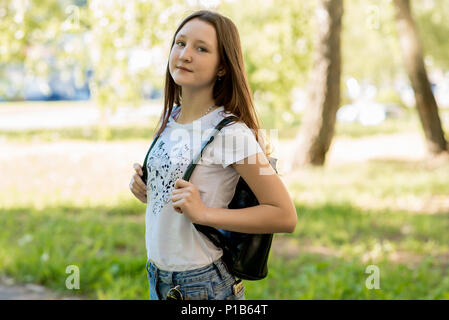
[{"xmin": 1, "ymin": 0, "xmax": 448, "ymax": 299}]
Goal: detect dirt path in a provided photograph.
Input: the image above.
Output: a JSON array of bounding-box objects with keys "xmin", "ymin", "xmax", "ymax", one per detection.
[
  {"xmin": 276, "ymin": 131, "xmax": 427, "ymax": 172},
  {"xmin": 0, "ymin": 276, "xmax": 83, "ymax": 300}
]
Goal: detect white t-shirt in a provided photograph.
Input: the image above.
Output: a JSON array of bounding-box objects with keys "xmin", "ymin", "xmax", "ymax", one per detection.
[{"xmin": 145, "ymin": 105, "xmax": 264, "ymax": 271}]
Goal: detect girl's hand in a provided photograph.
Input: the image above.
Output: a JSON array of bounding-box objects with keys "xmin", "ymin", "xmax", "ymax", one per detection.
[
  {"xmin": 171, "ymin": 178, "xmax": 208, "ymax": 224},
  {"xmin": 129, "ymin": 163, "xmax": 147, "ymax": 204}
]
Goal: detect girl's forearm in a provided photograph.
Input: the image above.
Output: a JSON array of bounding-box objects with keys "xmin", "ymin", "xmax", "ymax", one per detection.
[{"xmin": 202, "ymin": 204, "xmax": 296, "ymax": 234}]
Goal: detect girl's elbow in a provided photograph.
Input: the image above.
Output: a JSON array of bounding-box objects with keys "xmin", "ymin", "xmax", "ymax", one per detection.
[
  {"xmin": 288, "ymin": 216, "xmax": 297, "ymax": 233},
  {"xmin": 283, "ymin": 209, "xmax": 298, "ymax": 233}
]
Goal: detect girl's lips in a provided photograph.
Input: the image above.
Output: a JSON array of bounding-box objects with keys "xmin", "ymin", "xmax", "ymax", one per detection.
[{"xmin": 177, "ymin": 67, "xmax": 192, "ymax": 72}]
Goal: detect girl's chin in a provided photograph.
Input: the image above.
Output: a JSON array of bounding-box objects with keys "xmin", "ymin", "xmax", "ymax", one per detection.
[
  {"xmin": 173, "ymin": 78, "xmax": 198, "ymax": 87},
  {"xmin": 173, "ymin": 73, "xmax": 192, "ymax": 82},
  {"xmin": 173, "ymin": 80, "xmax": 190, "ymax": 86}
]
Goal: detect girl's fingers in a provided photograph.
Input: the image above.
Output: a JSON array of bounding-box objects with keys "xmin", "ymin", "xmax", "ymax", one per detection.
[
  {"xmin": 133, "ymin": 163, "xmax": 143, "ymax": 176},
  {"xmin": 134, "ymin": 183, "xmax": 146, "ymax": 195},
  {"xmin": 171, "ymin": 192, "xmax": 187, "ymax": 202},
  {"xmin": 172, "ymin": 199, "xmax": 184, "ymax": 213},
  {"xmin": 130, "ymin": 172, "xmax": 147, "ymax": 202},
  {"xmin": 137, "ymin": 194, "xmax": 147, "ymax": 204},
  {"xmin": 130, "ymin": 177, "xmax": 146, "ymax": 195},
  {"xmin": 134, "ymin": 173, "xmax": 146, "ymax": 189}
]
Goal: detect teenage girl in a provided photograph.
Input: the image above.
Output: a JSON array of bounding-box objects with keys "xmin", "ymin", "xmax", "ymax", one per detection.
[{"xmin": 129, "ymin": 9, "xmax": 297, "ymax": 300}]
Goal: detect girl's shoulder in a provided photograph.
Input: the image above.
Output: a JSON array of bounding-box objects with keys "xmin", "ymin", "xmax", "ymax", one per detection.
[
  {"xmin": 215, "ymin": 109, "xmax": 244, "ymax": 127},
  {"xmin": 215, "ymin": 111, "xmax": 253, "ymax": 136}
]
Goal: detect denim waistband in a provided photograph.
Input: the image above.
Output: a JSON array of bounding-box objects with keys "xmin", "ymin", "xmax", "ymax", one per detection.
[{"xmin": 146, "ymin": 257, "xmax": 231, "ymax": 284}]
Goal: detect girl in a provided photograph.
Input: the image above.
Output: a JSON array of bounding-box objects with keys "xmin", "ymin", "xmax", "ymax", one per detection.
[{"xmin": 129, "ymin": 9, "xmax": 297, "ymax": 300}]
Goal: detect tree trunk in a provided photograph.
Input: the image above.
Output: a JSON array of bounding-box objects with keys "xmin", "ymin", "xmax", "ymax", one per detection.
[
  {"xmin": 393, "ymin": 0, "xmax": 448, "ymax": 155},
  {"xmin": 290, "ymin": 0, "xmax": 343, "ymax": 168}
]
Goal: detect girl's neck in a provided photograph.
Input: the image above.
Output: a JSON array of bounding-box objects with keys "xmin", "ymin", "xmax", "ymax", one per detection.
[
  {"xmin": 177, "ymin": 86, "xmax": 217, "ymax": 123},
  {"xmin": 176, "ymin": 102, "xmax": 218, "ymax": 124}
]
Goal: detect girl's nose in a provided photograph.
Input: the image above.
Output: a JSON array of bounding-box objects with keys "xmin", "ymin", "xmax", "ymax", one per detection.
[{"xmin": 179, "ymin": 46, "xmax": 192, "ymax": 61}]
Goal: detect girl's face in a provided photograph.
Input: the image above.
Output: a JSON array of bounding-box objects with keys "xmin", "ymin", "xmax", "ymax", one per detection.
[{"xmin": 169, "ymin": 18, "xmax": 222, "ymax": 89}]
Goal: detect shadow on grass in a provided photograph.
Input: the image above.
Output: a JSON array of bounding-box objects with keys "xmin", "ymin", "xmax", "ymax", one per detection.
[
  {"xmin": 260, "ymin": 202, "xmax": 449, "ymax": 299},
  {"xmin": 291, "ymin": 201, "xmax": 449, "ymax": 245}
]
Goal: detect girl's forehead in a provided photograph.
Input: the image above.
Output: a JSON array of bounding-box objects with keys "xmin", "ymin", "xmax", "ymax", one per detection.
[{"xmin": 177, "ymin": 19, "xmax": 217, "ymax": 45}]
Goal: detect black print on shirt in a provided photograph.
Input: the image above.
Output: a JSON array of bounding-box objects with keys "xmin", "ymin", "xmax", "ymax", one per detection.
[{"xmin": 146, "ymin": 139, "xmax": 192, "ymax": 216}]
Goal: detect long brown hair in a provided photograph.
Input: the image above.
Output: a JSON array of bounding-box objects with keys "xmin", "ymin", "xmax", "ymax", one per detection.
[{"xmin": 153, "ymin": 9, "xmax": 272, "ymax": 157}]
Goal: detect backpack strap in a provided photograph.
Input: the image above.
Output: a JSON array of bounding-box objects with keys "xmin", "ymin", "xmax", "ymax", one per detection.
[
  {"xmin": 141, "ymin": 132, "xmax": 161, "ymax": 185},
  {"xmin": 182, "ymin": 115, "xmax": 239, "ymax": 181},
  {"xmin": 180, "ymin": 115, "xmax": 240, "ymax": 270}
]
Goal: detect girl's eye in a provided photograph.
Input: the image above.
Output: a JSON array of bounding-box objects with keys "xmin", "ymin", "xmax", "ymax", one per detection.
[{"xmin": 176, "ymin": 41, "xmax": 207, "ymax": 52}]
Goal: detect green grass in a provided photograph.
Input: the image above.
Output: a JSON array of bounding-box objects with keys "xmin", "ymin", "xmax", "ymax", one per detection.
[
  {"xmin": 0, "ymin": 122, "xmax": 160, "ymax": 143},
  {"xmin": 0, "ymin": 203, "xmax": 148, "ymax": 300},
  {"xmin": 247, "ymin": 254, "xmax": 449, "ymax": 299},
  {"xmin": 1, "ymin": 158, "xmax": 449, "ymax": 299},
  {"xmin": 1, "ymin": 199, "xmax": 448, "ymax": 299},
  {"xmin": 246, "ymin": 199, "xmax": 449, "ymax": 299}
]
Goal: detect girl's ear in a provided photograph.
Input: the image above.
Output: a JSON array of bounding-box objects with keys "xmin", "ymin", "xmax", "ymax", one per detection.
[{"xmin": 217, "ymin": 68, "xmax": 226, "ymax": 77}]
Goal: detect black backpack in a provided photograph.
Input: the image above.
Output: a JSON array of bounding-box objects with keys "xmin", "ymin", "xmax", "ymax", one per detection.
[{"xmin": 142, "ymin": 115, "xmax": 277, "ymax": 280}]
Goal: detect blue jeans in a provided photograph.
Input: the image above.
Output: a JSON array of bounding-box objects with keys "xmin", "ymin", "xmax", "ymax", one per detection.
[{"xmin": 146, "ymin": 258, "xmax": 246, "ymax": 300}]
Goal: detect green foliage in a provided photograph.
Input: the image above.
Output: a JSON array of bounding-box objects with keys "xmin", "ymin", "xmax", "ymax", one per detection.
[
  {"xmin": 0, "ymin": 0, "xmax": 65, "ymax": 63},
  {"xmin": 0, "ymin": 0, "xmax": 314, "ymax": 132},
  {"xmin": 221, "ymin": 0, "xmax": 314, "ymax": 128},
  {"xmin": 85, "ymin": 0, "xmax": 179, "ymax": 108},
  {"xmin": 0, "ymin": 0, "xmax": 66, "ymax": 99},
  {"xmin": 414, "ymin": 0, "xmax": 449, "ymax": 70},
  {"xmin": 342, "ymin": 0, "xmax": 403, "ymax": 86},
  {"xmin": 341, "ymin": 0, "xmax": 449, "ymax": 88},
  {"xmin": 2, "ymin": 0, "xmax": 449, "ymax": 127}
]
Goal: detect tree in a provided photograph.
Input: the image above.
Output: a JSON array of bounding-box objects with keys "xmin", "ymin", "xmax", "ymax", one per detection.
[
  {"xmin": 290, "ymin": 0, "xmax": 343, "ymax": 167},
  {"xmin": 393, "ymin": 0, "xmax": 448, "ymax": 155}
]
